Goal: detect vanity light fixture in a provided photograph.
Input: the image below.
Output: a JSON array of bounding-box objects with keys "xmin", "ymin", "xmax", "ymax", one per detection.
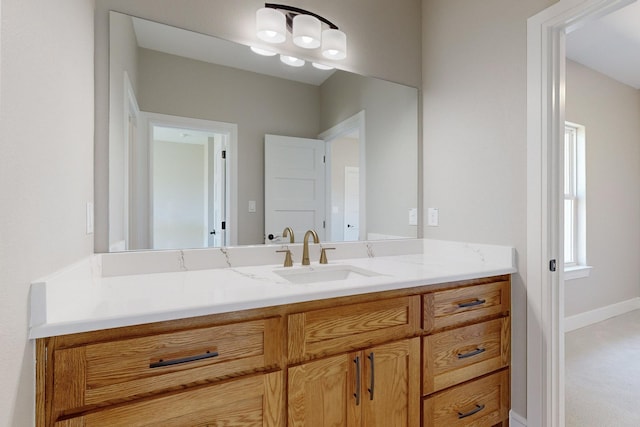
[
  {"xmin": 280, "ymin": 55, "xmax": 305, "ymax": 67},
  {"xmin": 250, "ymin": 46, "xmax": 277, "ymax": 56},
  {"xmin": 254, "ymin": 3, "xmax": 347, "ymax": 64},
  {"xmin": 312, "ymin": 62, "xmax": 334, "ymax": 70}
]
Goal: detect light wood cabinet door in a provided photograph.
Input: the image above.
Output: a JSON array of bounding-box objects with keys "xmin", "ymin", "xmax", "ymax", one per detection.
[
  {"xmin": 53, "ymin": 371, "xmax": 284, "ymax": 427},
  {"xmin": 288, "ymin": 338, "xmax": 420, "ymax": 427},
  {"xmin": 288, "ymin": 352, "xmax": 360, "ymax": 427},
  {"xmin": 362, "ymin": 338, "xmax": 421, "ymax": 427}
]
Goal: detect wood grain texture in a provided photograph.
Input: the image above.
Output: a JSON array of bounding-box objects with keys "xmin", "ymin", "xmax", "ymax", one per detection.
[
  {"xmin": 55, "ymin": 371, "xmax": 284, "ymax": 427},
  {"xmin": 52, "ymin": 347, "xmax": 86, "ymax": 419},
  {"xmin": 423, "ymin": 318, "xmax": 509, "ymax": 394},
  {"xmin": 288, "ymin": 296, "xmax": 420, "ymax": 363},
  {"xmin": 288, "ymin": 352, "xmax": 359, "ymax": 427},
  {"xmin": 423, "ymin": 279, "xmax": 510, "ymax": 333},
  {"xmin": 423, "ymin": 369, "xmax": 510, "ymax": 426},
  {"xmin": 362, "ymin": 338, "xmax": 420, "ymax": 427}
]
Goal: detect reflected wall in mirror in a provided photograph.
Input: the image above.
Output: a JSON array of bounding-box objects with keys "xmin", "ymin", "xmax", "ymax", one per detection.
[{"xmin": 108, "ymin": 11, "xmax": 418, "ymax": 252}]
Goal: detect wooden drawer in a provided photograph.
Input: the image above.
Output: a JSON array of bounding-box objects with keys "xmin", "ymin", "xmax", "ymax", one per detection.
[
  {"xmin": 54, "ymin": 370, "xmax": 284, "ymax": 427},
  {"xmin": 52, "ymin": 317, "xmax": 282, "ymax": 414},
  {"xmin": 423, "ymin": 317, "xmax": 510, "ymax": 394},
  {"xmin": 423, "ymin": 370, "xmax": 509, "ymax": 426},
  {"xmin": 288, "ymin": 296, "xmax": 420, "ymax": 363},
  {"xmin": 423, "ymin": 278, "xmax": 510, "ymax": 333}
]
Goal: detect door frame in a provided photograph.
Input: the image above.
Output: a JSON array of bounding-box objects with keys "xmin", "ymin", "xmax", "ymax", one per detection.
[
  {"xmin": 319, "ymin": 110, "xmax": 366, "ymax": 240},
  {"xmin": 142, "ymin": 112, "xmax": 238, "ymax": 247},
  {"xmin": 526, "ymin": 0, "xmax": 634, "ymax": 425}
]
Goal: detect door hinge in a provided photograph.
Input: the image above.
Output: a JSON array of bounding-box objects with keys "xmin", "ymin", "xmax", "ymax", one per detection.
[
  {"xmin": 323, "ymin": 155, "xmax": 326, "ymax": 163},
  {"xmin": 221, "ymin": 150, "xmax": 226, "ymax": 159},
  {"xmin": 221, "ymin": 221, "xmax": 226, "ymax": 230},
  {"xmin": 549, "ymin": 259, "xmax": 557, "ymax": 272},
  {"xmin": 323, "ymin": 220, "xmax": 326, "ymax": 229}
]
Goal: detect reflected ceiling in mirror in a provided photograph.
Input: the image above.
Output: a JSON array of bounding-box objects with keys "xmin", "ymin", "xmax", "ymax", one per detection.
[{"xmin": 108, "ymin": 12, "xmax": 418, "ymax": 252}]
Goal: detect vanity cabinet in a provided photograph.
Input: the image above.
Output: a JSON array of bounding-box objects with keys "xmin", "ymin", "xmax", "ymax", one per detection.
[
  {"xmin": 38, "ymin": 316, "xmax": 285, "ymax": 427},
  {"xmin": 287, "ymin": 297, "xmax": 421, "ymax": 426},
  {"xmin": 36, "ymin": 275, "xmax": 510, "ymax": 427},
  {"xmin": 422, "ymin": 277, "xmax": 511, "ymax": 426}
]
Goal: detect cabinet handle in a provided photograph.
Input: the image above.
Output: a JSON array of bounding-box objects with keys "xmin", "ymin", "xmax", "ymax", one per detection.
[
  {"xmin": 458, "ymin": 404, "xmax": 485, "ymax": 419},
  {"xmin": 149, "ymin": 350, "xmax": 219, "ymax": 368},
  {"xmin": 367, "ymin": 352, "xmax": 375, "ymax": 400},
  {"xmin": 457, "ymin": 298, "xmax": 486, "ymax": 308},
  {"xmin": 354, "ymin": 356, "xmax": 361, "ymax": 406},
  {"xmin": 457, "ymin": 347, "xmax": 486, "ymax": 359}
]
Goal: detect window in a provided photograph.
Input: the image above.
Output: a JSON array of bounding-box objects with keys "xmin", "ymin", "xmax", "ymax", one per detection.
[{"xmin": 563, "ymin": 122, "xmax": 591, "ymax": 279}]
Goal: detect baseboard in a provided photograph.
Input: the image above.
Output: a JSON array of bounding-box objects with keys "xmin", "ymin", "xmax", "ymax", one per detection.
[
  {"xmin": 564, "ymin": 297, "xmax": 640, "ymax": 332},
  {"xmin": 510, "ymin": 410, "xmax": 527, "ymax": 427}
]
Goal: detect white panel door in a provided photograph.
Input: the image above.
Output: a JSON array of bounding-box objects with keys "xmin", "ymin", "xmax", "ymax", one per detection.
[{"xmin": 265, "ymin": 134, "xmax": 325, "ymax": 243}]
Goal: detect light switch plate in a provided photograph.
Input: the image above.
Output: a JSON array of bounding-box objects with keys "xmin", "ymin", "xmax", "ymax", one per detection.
[
  {"xmin": 409, "ymin": 208, "xmax": 418, "ymax": 225},
  {"xmin": 427, "ymin": 208, "xmax": 439, "ymax": 226},
  {"xmin": 248, "ymin": 200, "xmax": 256, "ymax": 213},
  {"xmin": 86, "ymin": 202, "xmax": 94, "ymax": 234}
]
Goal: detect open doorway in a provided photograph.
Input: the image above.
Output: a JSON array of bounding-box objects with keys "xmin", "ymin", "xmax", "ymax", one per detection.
[
  {"xmin": 319, "ymin": 111, "xmax": 366, "ymax": 242},
  {"xmin": 128, "ymin": 112, "xmax": 238, "ymax": 250},
  {"xmin": 526, "ymin": 0, "xmax": 636, "ymax": 425}
]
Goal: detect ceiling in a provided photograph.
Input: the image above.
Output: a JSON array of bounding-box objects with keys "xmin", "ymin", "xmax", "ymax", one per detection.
[{"xmin": 566, "ymin": 0, "xmax": 640, "ymax": 89}]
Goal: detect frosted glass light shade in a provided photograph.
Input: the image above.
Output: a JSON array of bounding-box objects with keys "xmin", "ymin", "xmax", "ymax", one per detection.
[
  {"xmin": 280, "ymin": 55, "xmax": 305, "ymax": 67},
  {"xmin": 292, "ymin": 14, "xmax": 321, "ymax": 49},
  {"xmin": 256, "ymin": 8, "xmax": 286, "ymax": 44},
  {"xmin": 321, "ymin": 29, "xmax": 347, "ymax": 60},
  {"xmin": 312, "ymin": 62, "xmax": 334, "ymax": 70},
  {"xmin": 250, "ymin": 46, "xmax": 277, "ymax": 56}
]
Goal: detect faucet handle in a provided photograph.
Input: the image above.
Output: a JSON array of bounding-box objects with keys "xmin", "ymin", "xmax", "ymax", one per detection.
[
  {"xmin": 276, "ymin": 249, "xmax": 293, "ymax": 267},
  {"xmin": 319, "ymin": 247, "xmax": 335, "ymax": 264}
]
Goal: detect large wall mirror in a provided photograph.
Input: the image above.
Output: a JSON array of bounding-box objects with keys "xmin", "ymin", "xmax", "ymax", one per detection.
[{"xmin": 108, "ymin": 11, "xmax": 418, "ymax": 252}]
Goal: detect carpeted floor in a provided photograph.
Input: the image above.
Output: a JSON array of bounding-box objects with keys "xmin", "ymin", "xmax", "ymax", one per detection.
[{"xmin": 565, "ymin": 309, "xmax": 640, "ymax": 426}]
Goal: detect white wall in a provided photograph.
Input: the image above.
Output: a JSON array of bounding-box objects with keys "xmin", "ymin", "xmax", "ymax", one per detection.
[
  {"xmin": 421, "ymin": 0, "xmax": 558, "ymax": 418},
  {"xmin": 0, "ymin": 1, "xmax": 95, "ymax": 426},
  {"xmin": 152, "ymin": 140, "xmax": 206, "ymax": 249},
  {"xmin": 94, "ymin": 0, "xmax": 422, "ymax": 251},
  {"xmin": 564, "ymin": 60, "xmax": 640, "ymax": 317}
]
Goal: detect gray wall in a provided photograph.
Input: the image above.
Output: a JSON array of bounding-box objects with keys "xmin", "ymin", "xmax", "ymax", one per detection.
[
  {"xmin": 0, "ymin": 1, "xmax": 95, "ymax": 426},
  {"xmin": 564, "ymin": 59, "xmax": 640, "ymax": 317},
  {"xmin": 109, "ymin": 12, "xmax": 139, "ymax": 248},
  {"xmin": 94, "ymin": 0, "xmax": 423, "ymax": 252},
  {"xmin": 138, "ymin": 48, "xmax": 320, "ymax": 244},
  {"xmin": 320, "ymin": 71, "xmax": 419, "ymax": 239},
  {"xmin": 421, "ymin": 0, "xmax": 558, "ymax": 418}
]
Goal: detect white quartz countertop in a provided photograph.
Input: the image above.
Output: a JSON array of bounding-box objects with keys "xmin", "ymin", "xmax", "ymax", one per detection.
[{"xmin": 29, "ymin": 239, "xmax": 516, "ymax": 339}]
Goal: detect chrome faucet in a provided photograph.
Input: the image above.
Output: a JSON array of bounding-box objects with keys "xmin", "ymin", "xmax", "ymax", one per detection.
[
  {"xmin": 302, "ymin": 229, "xmax": 319, "ymax": 265},
  {"xmin": 282, "ymin": 227, "xmax": 295, "ymax": 243}
]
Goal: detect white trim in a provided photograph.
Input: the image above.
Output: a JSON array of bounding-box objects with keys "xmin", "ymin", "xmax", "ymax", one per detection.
[
  {"xmin": 511, "ymin": 410, "xmax": 528, "ymax": 427},
  {"xmin": 123, "ymin": 71, "xmax": 140, "ymax": 250},
  {"xmin": 319, "ymin": 111, "xmax": 366, "ymax": 241},
  {"xmin": 564, "ymin": 298, "xmax": 640, "ymax": 332},
  {"xmin": 563, "ymin": 265, "xmax": 592, "ymax": 280},
  {"xmin": 142, "ymin": 112, "xmax": 239, "ymax": 247},
  {"xmin": 526, "ymin": 1, "xmax": 635, "ymax": 425}
]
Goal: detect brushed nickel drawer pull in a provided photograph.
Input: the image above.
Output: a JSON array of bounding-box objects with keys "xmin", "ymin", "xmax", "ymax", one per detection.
[
  {"xmin": 457, "ymin": 299, "xmax": 486, "ymax": 308},
  {"xmin": 367, "ymin": 352, "xmax": 375, "ymax": 400},
  {"xmin": 149, "ymin": 350, "xmax": 219, "ymax": 368},
  {"xmin": 354, "ymin": 356, "xmax": 361, "ymax": 405},
  {"xmin": 457, "ymin": 347, "xmax": 486, "ymax": 359},
  {"xmin": 458, "ymin": 404, "xmax": 485, "ymax": 419}
]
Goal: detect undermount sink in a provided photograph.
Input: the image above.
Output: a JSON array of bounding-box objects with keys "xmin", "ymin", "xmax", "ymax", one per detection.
[{"xmin": 274, "ymin": 264, "xmax": 381, "ymax": 284}]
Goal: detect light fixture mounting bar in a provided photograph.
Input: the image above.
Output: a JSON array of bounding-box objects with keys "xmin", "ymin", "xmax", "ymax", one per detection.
[{"xmin": 264, "ymin": 3, "xmax": 339, "ymax": 30}]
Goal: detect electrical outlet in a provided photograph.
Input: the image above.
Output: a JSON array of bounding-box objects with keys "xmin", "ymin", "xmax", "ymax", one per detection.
[{"xmin": 409, "ymin": 208, "xmax": 418, "ymax": 226}]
